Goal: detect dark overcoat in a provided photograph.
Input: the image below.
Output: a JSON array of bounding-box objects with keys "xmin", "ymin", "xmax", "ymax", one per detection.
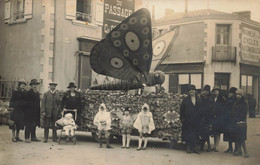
[
  {"xmin": 41, "ymin": 90, "xmax": 61, "ymax": 119},
  {"xmin": 24, "ymin": 89, "xmax": 41, "ymax": 126},
  {"xmin": 180, "ymin": 95, "xmax": 201, "ymax": 142},
  {"xmin": 9, "ymin": 87, "xmax": 27, "ymax": 130},
  {"xmin": 211, "ymin": 95, "xmax": 226, "ymax": 134},
  {"xmin": 232, "ymin": 97, "xmax": 248, "ymax": 141},
  {"xmin": 223, "ymin": 95, "xmax": 237, "ymax": 141},
  {"xmin": 61, "ymin": 91, "xmax": 82, "ymax": 123},
  {"xmin": 199, "ymin": 94, "xmax": 213, "ymax": 138}
]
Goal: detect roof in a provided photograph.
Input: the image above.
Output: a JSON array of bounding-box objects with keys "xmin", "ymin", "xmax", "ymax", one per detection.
[{"xmin": 154, "ymin": 9, "xmax": 260, "ymax": 26}]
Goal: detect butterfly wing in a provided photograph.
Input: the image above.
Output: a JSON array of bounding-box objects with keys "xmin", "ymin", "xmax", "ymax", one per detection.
[
  {"xmin": 151, "ymin": 26, "xmax": 180, "ymax": 71},
  {"xmin": 90, "ymin": 8, "xmax": 152, "ymax": 81}
]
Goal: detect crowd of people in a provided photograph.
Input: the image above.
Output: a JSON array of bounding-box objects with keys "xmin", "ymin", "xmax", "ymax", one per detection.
[
  {"xmin": 8, "ymin": 79, "xmax": 254, "ymax": 157},
  {"xmin": 180, "ymin": 84, "xmax": 250, "ymax": 158}
]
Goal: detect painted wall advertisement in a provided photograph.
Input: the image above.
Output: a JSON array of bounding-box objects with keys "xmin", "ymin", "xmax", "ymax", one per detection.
[
  {"xmin": 241, "ymin": 27, "xmax": 260, "ymax": 64},
  {"xmin": 102, "ymin": 0, "xmax": 135, "ymax": 38}
]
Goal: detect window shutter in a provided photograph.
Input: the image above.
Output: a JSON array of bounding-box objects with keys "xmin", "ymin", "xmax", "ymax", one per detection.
[
  {"xmin": 4, "ymin": 1, "xmax": 11, "ymax": 23},
  {"xmin": 95, "ymin": 0, "xmax": 103, "ymax": 26},
  {"xmin": 24, "ymin": 0, "xmax": 33, "ymax": 19},
  {"xmin": 66, "ymin": 0, "xmax": 76, "ymax": 20}
]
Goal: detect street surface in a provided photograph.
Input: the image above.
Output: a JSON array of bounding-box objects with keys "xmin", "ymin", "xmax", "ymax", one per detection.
[{"xmin": 0, "ymin": 116, "xmax": 260, "ymax": 165}]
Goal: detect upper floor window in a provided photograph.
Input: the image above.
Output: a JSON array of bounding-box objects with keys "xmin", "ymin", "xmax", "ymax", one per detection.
[
  {"xmin": 4, "ymin": 0, "xmax": 32, "ymax": 24},
  {"xmin": 216, "ymin": 24, "xmax": 231, "ymax": 45},
  {"xmin": 76, "ymin": 0, "xmax": 92, "ymax": 23},
  {"xmin": 13, "ymin": 0, "xmax": 25, "ymax": 21}
]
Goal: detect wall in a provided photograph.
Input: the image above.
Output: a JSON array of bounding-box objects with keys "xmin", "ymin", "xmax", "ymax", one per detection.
[
  {"xmin": 0, "ymin": 0, "xmax": 43, "ymax": 83},
  {"xmin": 204, "ymin": 19, "xmax": 241, "ymax": 88},
  {"xmin": 53, "ymin": 0, "xmax": 103, "ymax": 90},
  {"xmin": 162, "ymin": 22, "xmax": 205, "ymax": 64}
]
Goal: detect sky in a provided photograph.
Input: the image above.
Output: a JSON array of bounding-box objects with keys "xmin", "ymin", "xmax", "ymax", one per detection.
[{"xmin": 143, "ymin": 0, "xmax": 260, "ymax": 22}]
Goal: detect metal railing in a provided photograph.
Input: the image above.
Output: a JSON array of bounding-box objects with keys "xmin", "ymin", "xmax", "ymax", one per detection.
[
  {"xmin": 76, "ymin": 12, "xmax": 92, "ymax": 23},
  {"xmin": 0, "ymin": 81, "xmax": 19, "ymax": 99},
  {"xmin": 212, "ymin": 46, "xmax": 236, "ymax": 62}
]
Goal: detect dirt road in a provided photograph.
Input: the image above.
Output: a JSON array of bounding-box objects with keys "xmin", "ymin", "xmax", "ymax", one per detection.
[{"xmin": 1, "ymin": 116, "xmax": 260, "ymax": 165}]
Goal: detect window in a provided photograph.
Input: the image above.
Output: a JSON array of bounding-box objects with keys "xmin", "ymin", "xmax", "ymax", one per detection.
[
  {"xmin": 13, "ymin": 0, "xmax": 25, "ymax": 21},
  {"xmin": 76, "ymin": 0, "xmax": 92, "ymax": 23},
  {"xmin": 241, "ymin": 75, "xmax": 253, "ymax": 94},
  {"xmin": 177, "ymin": 73, "xmax": 202, "ymax": 94},
  {"xmin": 216, "ymin": 25, "xmax": 230, "ymax": 45},
  {"xmin": 4, "ymin": 0, "xmax": 32, "ymax": 24}
]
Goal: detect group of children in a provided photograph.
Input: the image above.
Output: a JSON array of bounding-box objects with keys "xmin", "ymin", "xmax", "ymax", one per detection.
[{"xmin": 93, "ymin": 103, "xmax": 155, "ymax": 150}]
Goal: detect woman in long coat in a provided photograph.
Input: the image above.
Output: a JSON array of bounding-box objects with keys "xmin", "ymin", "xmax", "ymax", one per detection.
[
  {"xmin": 199, "ymin": 85, "xmax": 213, "ymax": 152},
  {"xmin": 211, "ymin": 86, "xmax": 226, "ymax": 152},
  {"xmin": 180, "ymin": 84, "xmax": 201, "ymax": 154},
  {"xmin": 61, "ymin": 82, "xmax": 82, "ymax": 125},
  {"xmin": 9, "ymin": 80, "xmax": 27, "ymax": 142},
  {"xmin": 232, "ymin": 89, "xmax": 249, "ymax": 158},
  {"xmin": 223, "ymin": 87, "xmax": 237, "ymax": 153}
]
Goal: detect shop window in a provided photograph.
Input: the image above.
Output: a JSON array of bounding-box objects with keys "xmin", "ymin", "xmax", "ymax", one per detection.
[
  {"xmin": 4, "ymin": 0, "xmax": 32, "ymax": 24},
  {"xmin": 76, "ymin": 0, "xmax": 92, "ymax": 23},
  {"xmin": 177, "ymin": 73, "xmax": 202, "ymax": 94},
  {"xmin": 241, "ymin": 75, "xmax": 253, "ymax": 94},
  {"xmin": 216, "ymin": 25, "xmax": 230, "ymax": 45}
]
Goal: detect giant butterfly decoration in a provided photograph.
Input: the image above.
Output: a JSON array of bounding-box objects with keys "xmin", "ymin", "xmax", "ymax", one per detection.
[{"xmin": 90, "ymin": 8, "xmax": 179, "ymax": 89}]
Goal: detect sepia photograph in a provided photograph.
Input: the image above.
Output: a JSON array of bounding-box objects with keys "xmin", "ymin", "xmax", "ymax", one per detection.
[{"xmin": 0, "ymin": 0, "xmax": 260, "ymax": 164}]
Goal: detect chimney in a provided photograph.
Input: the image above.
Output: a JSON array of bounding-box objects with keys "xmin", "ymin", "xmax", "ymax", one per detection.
[
  {"xmin": 233, "ymin": 11, "xmax": 251, "ymax": 20},
  {"xmin": 185, "ymin": 0, "xmax": 188, "ymax": 13}
]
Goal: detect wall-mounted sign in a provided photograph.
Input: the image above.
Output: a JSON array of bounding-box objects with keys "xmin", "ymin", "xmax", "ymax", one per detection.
[
  {"xmin": 102, "ymin": 0, "xmax": 135, "ymax": 38},
  {"xmin": 241, "ymin": 27, "xmax": 260, "ymax": 64}
]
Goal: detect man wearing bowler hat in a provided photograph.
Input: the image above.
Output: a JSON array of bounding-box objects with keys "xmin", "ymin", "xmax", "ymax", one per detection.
[
  {"xmin": 42, "ymin": 82, "xmax": 61, "ymax": 143},
  {"xmin": 24, "ymin": 79, "xmax": 41, "ymax": 143}
]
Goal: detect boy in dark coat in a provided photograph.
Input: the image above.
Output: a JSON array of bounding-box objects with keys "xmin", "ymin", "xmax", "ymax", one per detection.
[
  {"xmin": 24, "ymin": 79, "xmax": 41, "ymax": 143},
  {"xmin": 180, "ymin": 84, "xmax": 201, "ymax": 154},
  {"xmin": 9, "ymin": 79, "xmax": 27, "ymax": 142},
  {"xmin": 42, "ymin": 82, "xmax": 61, "ymax": 143}
]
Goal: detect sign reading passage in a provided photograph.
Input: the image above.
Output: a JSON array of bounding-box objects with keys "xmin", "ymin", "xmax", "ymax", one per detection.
[
  {"xmin": 102, "ymin": 0, "xmax": 135, "ymax": 38},
  {"xmin": 241, "ymin": 27, "xmax": 260, "ymax": 64}
]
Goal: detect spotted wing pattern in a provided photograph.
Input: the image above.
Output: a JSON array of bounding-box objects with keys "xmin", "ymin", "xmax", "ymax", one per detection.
[
  {"xmin": 90, "ymin": 8, "xmax": 152, "ymax": 81},
  {"xmin": 151, "ymin": 26, "xmax": 180, "ymax": 71}
]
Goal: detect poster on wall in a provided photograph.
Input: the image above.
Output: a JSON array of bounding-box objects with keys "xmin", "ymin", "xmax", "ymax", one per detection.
[
  {"xmin": 102, "ymin": 0, "xmax": 135, "ymax": 38},
  {"xmin": 241, "ymin": 26, "xmax": 260, "ymax": 65}
]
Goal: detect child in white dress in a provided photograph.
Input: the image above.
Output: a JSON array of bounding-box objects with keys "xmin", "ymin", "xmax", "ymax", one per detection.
[{"xmin": 134, "ymin": 103, "xmax": 155, "ymax": 150}]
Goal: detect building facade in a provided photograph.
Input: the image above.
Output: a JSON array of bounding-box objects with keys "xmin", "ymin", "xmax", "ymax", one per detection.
[
  {"xmin": 0, "ymin": 0, "xmax": 107, "ymax": 93},
  {"xmin": 153, "ymin": 9, "xmax": 260, "ymax": 112}
]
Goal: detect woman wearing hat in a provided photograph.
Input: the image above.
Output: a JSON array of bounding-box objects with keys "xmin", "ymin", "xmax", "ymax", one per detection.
[
  {"xmin": 223, "ymin": 87, "xmax": 237, "ymax": 153},
  {"xmin": 199, "ymin": 85, "xmax": 213, "ymax": 152},
  {"xmin": 232, "ymin": 89, "xmax": 249, "ymax": 158},
  {"xmin": 24, "ymin": 79, "xmax": 41, "ymax": 143},
  {"xmin": 180, "ymin": 84, "xmax": 201, "ymax": 154},
  {"xmin": 210, "ymin": 85, "xmax": 226, "ymax": 152},
  {"xmin": 9, "ymin": 79, "xmax": 27, "ymax": 142},
  {"xmin": 61, "ymin": 82, "xmax": 82, "ymax": 124}
]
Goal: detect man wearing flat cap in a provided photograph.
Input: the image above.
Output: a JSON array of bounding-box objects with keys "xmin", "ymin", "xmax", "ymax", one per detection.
[
  {"xmin": 180, "ymin": 84, "xmax": 201, "ymax": 154},
  {"xmin": 24, "ymin": 79, "xmax": 41, "ymax": 143},
  {"xmin": 42, "ymin": 82, "xmax": 61, "ymax": 143}
]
